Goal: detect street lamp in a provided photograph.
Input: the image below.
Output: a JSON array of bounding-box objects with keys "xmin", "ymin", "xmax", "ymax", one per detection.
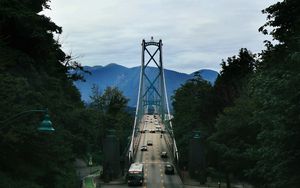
[
  {"xmin": 88, "ymin": 154, "xmax": 93, "ymax": 174},
  {"xmin": 0, "ymin": 109, "xmax": 55, "ymax": 132},
  {"xmin": 38, "ymin": 112, "xmax": 55, "ymax": 132}
]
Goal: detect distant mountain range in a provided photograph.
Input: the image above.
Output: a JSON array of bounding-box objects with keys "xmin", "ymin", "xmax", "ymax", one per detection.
[{"xmin": 74, "ymin": 63, "xmax": 219, "ymax": 107}]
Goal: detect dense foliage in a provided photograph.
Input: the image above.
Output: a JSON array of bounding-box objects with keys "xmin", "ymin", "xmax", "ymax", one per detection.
[
  {"xmin": 172, "ymin": 0, "xmax": 300, "ymax": 187},
  {"xmin": 172, "ymin": 73, "xmax": 218, "ymax": 166},
  {"xmin": 0, "ymin": 1, "xmax": 133, "ymax": 187},
  {"xmin": 88, "ymin": 85, "xmax": 132, "ymax": 155}
]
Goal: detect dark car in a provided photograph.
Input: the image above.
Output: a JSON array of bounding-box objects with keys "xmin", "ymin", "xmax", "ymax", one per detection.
[
  {"xmin": 141, "ymin": 129, "xmax": 148, "ymax": 133},
  {"xmin": 165, "ymin": 164, "xmax": 174, "ymax": 175},
  {"xmin": 141, "ymin": 145, "xmax": 147, "ymax": 151},
  {"xmin": 161, "ymin": 151, "xmax": 168, "ymax": 158},
  {"xmin": 147, "ymin": 140, "xmax": 153, "ymax": 146},
  {"xmin": 150, "ymin": 129, "xmax": 155, "ymax": 133}
]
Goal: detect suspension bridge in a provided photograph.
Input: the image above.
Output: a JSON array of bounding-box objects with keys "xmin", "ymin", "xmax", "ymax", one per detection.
[
  {"xmin": 98, "ymin": 38, "xmax": 193, "ymax": 188},
  {"xmin": 126, "ymin": 38, "xmax": 182, "ymax": 188}
]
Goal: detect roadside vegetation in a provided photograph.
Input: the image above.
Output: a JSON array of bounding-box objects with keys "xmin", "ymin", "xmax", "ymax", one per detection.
[
  {"xmin": 0, "ymin": 1, "xmax": 132, "ymax": 187},
  {"xmin": 172, "ymin": 0, "xmax": 300, "ymax": 187}
]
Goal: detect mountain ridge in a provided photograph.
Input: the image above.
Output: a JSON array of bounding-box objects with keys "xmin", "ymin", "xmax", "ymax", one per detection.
[{"xmin": 75, "ymin": 64, "xmax": 219, "ymax": 107}]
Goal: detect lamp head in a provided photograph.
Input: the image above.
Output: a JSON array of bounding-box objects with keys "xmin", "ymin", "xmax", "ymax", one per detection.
[
  {"xmin": 193, "ymin": 131, "xmax": 201, "ymax": 139},
  {"xmin": 38, "ymin": 113, "xmax": 55, "ymax": 132}
]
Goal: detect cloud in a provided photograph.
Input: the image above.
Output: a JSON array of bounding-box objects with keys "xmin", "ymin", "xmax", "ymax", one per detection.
[{"xmin": 43, "ymin": 0, "xmax": 279, "ymax": 73}]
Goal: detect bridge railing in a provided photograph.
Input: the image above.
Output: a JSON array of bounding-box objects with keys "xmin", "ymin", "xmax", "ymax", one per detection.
[
  {"xmin": 163, "ymin": 118, "xmax": 179, "ymax": 162},
  {"xmin": 160, "ymin": 49, "xmax": 179, "ymax": 163}
]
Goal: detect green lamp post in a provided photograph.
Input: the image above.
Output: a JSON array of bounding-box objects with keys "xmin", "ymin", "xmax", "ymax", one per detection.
[{"xmin": 0, "ymin": 109, "xmax": 55, "ymax": 132}]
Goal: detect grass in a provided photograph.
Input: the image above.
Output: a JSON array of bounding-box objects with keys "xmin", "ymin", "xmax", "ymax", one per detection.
[{"xmin": 84, "ymin": 177, "xmax": 95, "ymax": 188}]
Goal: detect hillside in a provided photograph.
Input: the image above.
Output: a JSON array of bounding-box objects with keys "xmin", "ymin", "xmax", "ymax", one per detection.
[{"xmin": 74, "ymin": 63, "xmax": 219, "ymax": 107}]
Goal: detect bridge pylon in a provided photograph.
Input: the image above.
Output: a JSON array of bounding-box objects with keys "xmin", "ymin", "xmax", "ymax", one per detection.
[
  {"xmin": 138, "ymin": 38, "xmax": 167, "ymax": 121},
  {"xmin": 129, "ymin": 37, "xmax": 178, "ymax": 163}
]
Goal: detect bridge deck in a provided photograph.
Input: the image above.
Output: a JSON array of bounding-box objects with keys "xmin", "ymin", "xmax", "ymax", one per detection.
[{"xmin": 134, "ymin": 114, "xmax": 182, "ymax": 188}]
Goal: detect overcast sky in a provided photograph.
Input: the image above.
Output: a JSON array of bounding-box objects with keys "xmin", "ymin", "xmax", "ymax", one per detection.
[{"xmin": 43, "ymin": 0, "xmax": 279, "ymax": 74}]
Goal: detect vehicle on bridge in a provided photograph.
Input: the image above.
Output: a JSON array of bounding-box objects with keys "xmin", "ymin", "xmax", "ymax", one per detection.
[
  {"xmin": 161, "ymin": 151, "xmax": 168, "ymax": 158},
  {"xmin": 155, "ymin": 125, "xmax": 161, "ymax": 132},
  {"xmin": 127, "ymin": 163, "xmax": 144, "ymax": 186},
  {"xmin": 147, "ymin": 140, "xmax": 153, "ymax": 146},
  {"xmin": 150, "ymin": 129, "xmax": 155, "ymax": 133},
  {"xmin": 140, "ymin": 145, "xmax": 147, "ymax": 151},
  {"xmin": 140, "ymin": 129, "xmax": 146, "ymax": 133},
  {"xmin": 164, "ymin": 164, "xmax": 175, "ymax": 175}
]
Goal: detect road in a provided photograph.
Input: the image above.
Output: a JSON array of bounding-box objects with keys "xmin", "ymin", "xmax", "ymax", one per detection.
[{"xmin": 102, "ymin": 115, "xmax": 183, "ymax": 188}]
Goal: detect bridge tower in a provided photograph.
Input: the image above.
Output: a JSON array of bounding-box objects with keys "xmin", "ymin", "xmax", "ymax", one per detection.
[
  {"xmin": 129, "ymin": 37, "xmax": 178, "ymax": 163},
  {"xmin": 137, "ymin": 37, "xmax": 170, "ymax": 122}
]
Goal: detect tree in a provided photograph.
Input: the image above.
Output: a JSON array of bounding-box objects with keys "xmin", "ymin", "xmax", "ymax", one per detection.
[
  {"xmin": 205, "ymin": 48, "xmax": 256, "ymax": 187},
  {"xmin": 214, "ymin": 48, "xmax": 256, "ymax": 108},
  {"xmin": 89, "ymin": 84, "xmax": 103, "ymax": 110},
  {"xmin": 102, "ymin": 86, "xmax": 129, "ymax": 116},
  {"xmin": 244, "ymin": 68, "xmax": 300, "ymax": 187},
  {"xmin": 209, "ymin": 1, "xmax": 300, "ymax": 187},
  {"xmin": 88, "ymin": 85, "xmax": 133, "ymax": 155},
  {"xmin": 209, "ymin": 90, "xmax": 260, "ymax": 187},
  {"xmin": 0, "ymin": 0, "xmax": 85, "ymax": 187},
  {"xmin": 172, "ymin": 74, "xmax": 217, "ymax": 167},
  {"xmin": 245, "ymin": 1, "xmax": 300, "ymax": 186}
]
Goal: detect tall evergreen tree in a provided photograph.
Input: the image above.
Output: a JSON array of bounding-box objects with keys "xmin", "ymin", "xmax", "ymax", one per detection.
[
  {"xmin": 0, "ymin": 1, "xmax": 85, "ymax": 187},
  {"xmin": 214, "ymin": 48, "xmax": 256, "ymax": 108},
  {"xmin": 210, "ymin": 1, "xmax": 300, "ymax": 187},
  {"xmin": 247, "ymin": 0, "xmax": 300, "ymax": 186},
  {"xmin": 172, "ymin": 74, "xmax": 217, "ymax": 167}
]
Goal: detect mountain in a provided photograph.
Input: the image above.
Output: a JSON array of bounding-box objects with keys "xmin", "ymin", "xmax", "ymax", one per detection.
[{"xmin": 74, "ymin": 63, "xmax": 219, "ymax": 107}]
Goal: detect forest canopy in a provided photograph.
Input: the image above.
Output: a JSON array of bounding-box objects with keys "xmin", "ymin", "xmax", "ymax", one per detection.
[
  {"xmin": 172, "ymin": 0, "xmax": 300, "ymax": 187},
  {"xmin": 0, "ymin": 1, "xmax": 133, "ymax": 187}
]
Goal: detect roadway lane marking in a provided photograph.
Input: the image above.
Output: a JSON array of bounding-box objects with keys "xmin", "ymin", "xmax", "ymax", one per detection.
[{"xmin": 160, "ymin": 173, "xmax": 163, "ymax": 177}]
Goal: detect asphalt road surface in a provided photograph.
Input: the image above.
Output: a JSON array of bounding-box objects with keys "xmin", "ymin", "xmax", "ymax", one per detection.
[{"xmin": 102, "ymin": 115, "xmax": 183, "ymax": 188}]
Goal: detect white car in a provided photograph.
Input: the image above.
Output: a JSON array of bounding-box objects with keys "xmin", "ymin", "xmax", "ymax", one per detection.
[{"xmin": 141, "ymin": 145, "xmax": 148, "ymax": 151}]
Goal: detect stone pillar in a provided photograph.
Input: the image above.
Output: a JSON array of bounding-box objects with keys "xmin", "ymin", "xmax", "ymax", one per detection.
[
  {"xmin": 188, "ymin": 131, "xmax": 206, "ymax": 183},
  {"xmin": 103, "ymin": 129, "xmax": 120, "ymax": 179}
]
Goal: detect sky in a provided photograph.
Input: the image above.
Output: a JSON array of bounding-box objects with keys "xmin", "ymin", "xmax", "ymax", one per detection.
[{"xmin": 43, "ymin": 0, "xmax": 280, "ymax": 74}]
